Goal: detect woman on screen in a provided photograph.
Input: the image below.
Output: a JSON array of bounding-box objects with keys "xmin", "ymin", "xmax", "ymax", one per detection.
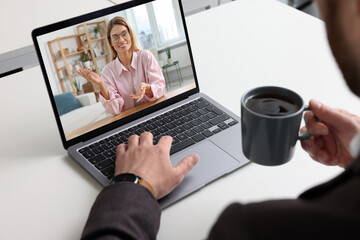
[{"xmin": 78, "ymin": 17, "xmax": 165, "ymax": 115}]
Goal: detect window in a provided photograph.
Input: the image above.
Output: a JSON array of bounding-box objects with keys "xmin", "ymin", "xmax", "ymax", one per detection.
[
  {"xmin": 152, "ymin": 0, "xmax": 181, "ymax": 43},
  {"xmin": 126, "ymin": 0, "xmax": 185, "ymax": 50},
  {"xmin": 132, "ymin": 4, "xmax": 155, "ymax": 49}
]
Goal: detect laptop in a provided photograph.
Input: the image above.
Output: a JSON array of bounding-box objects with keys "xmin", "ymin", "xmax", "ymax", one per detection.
[{"xmin": 32, "ymin": 0, "xmax": 249, "ymax": 208}]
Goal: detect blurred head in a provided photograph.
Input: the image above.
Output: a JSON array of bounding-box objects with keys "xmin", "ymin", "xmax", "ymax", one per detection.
[
  {"xmin": 107, "ymin": 17, "xmax": 141, "ymax": 60},
  {"xmin": 315, "ymin": 0, "xmax": 360, "ymax": 97}
]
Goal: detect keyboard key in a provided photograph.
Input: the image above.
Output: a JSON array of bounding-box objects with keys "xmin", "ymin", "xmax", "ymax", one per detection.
[
  {"xmin": 206, "ymin": 112, "xmax": 217, "ymax": 119},
  {"xmin": 165, "ymin": 130, "xmax": 177, "ymax": 137},
  {"xmin": 202, "ymin": 129, "xmax": 214, "ymax": 138},
  {"xmin": 101, "ymin": 166, "xmax": 114, "ymax": 179},
  {"xmin": 166, "ymin": 122, "xmax": 176, "ymax": 129},
  {"xmin": 104, "ymin": 150, "xmax": 114, "ymax": 158},
  {"xmin": 209, "ymin": 114, "xmax": 230, "ymax": 125},
  {"xmin": 81, "ymin": 150, "xmax": 95, "ymax": 159},
  {"xmin": 192, "ymin": 134, "xmax": 206, "ymax": 142},
  {"xmin": 182, "ymin": 115, "xmax": 193, "ymax": 122},
  {"xmin": 199, "ymin": 116, "xmax": 209, "ymax": 122},
  {"xmin": 101, "ymin": 142, "xmax": 113, "ymax": 150},
  {"xmin": 193, "ymin": 126, "xmax": 204, "ymax": 133},
  {"xmin": 176, "ymin": 133, "xmax": 188, "ymax": 141},
  {"xmin": 164, "ymin": 116, "xmax": 174, "ymax": 123},
  {"xmin": 195, "ymin": 101, "xmax": 209, "ymax": 109},
  {"xmin": 190, "ymin": 119, "xmax": 201, "ymax": 126},
  {"xmin": 157, "ymin": 126, "xmax": 168, "ymax": 133},
  {"xmin": 198, "ymin": 108, "xmax": 209, "ymax": 115},
  {"xmin": 171, "ymin": 112, "xmax": 182, "ymax": 119},
  {"xmin": 180, "ymin": 109, "xmax": 190, "ymax": 115},
  {"xmin": 174, "ymin": 126, "xmax": 185, "ymax": 134},
  {"xmin": 182, "ymin": 123, "xmax": 193, "ymax": 130},
  {"xmin": 92, "ymin": 146, "xmax": 105, "ymax": 155},
  {"xmin": 213, "ymin": 128, "xmax": 222, "ymax": 134},
  {"xmin": 190, "ymin": 112, "xmax": 201, "ymax": 119},
  {"xmin": 79, "ymin": 147, "xmax": 90, "ymax": 153},
  {"xmin": 174, "ymin": 119, "xmax": 185, "ymax": 126},
  {"xmin": 88, "ymin": 154, "xmax": 106, "ymax": 164},
  {"xmin": 201, "ymin": 122, "xmax": 212, "ymax": 129},
  {"xmin": 218, "ymin": 122, "xmax": 229, "ymax": 130},
  {"xmin": 172, "ymin": 137, "xmax": 180, "ymax": 145},
  {"xmin": 95, "ymin": 159, "xmax": 114, "ymax": 170},
  {"xmin": 228, "ymin": 120, "xmax": 239, "ymax": 126},
  {"xmin": 188, "ymin": 106, "xmax": 197, "ymax": 112},
  {"xmin": 150, "ymin": 129, "xmax": 159, "ymax": 137},
  {"xmin": 89, "ymin": 142, "xmax": 100, "ymax": 149},
  {"xmin": 146, "ymin": 124, "xmax": 156, "ymax": 130},
  {"xmin": 111, "ymin": 139, "xmax": 122, "ymax": 146},
  {"xmin": 185, "ymin": 129, "xmax": 196, "ymax": 137},
  {"xmin": 170, "ymin": 138, "xmax": 195, "ymax": 155}
]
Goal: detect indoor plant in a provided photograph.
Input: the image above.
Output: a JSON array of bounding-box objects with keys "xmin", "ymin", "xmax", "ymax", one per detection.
[
  {"xmin": 165, "ymin": 47, "xmax": 172, "ymax": 64},
  {"xmin": 81, "ymin": 53, "xmax": 91, "ymax": 69}
]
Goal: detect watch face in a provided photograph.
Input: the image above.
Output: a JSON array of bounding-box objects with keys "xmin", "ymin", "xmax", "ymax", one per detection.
[
  {"xmin": 120, "ymin": 173, "xmax": 137, "ymax": 182},
  {"xmin": 110, "ymin": 173, "xmax": 139, "ymax": 185}
]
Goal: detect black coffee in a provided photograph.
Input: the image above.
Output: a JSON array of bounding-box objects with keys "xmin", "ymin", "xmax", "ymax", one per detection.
[{"xmin": 246, "ymin": 93, "xmax": 300, "ymax": 116}]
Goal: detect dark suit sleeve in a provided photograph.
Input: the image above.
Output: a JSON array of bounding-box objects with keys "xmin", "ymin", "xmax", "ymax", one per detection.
[
  {"xmin": 81, "ymin": 182, "xmax": 161, "ymax": 240},
  {"xmin": 208, "ymin": 160, "xmax": 360, "ymax": 240}
]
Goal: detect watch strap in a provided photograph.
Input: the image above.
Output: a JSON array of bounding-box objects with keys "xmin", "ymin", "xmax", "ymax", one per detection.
[
  {"xmin": 138, "ymin": 178, "xmax": 156, "ymax": 198},
  {"xmin": 109, "ymin": 173, "xmax": 156, "ymax": 198}
]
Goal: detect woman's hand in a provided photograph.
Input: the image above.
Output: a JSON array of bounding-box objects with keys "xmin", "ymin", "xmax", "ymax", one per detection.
[
  {"xmin": 77, "ymin": 68, "xmax": 102, "ymax": 86},
  {"xmin": 78, "ymin": 68, "xmax": 110, "ymax": 100},
  {"xmin": 300, "ymin": 99, "xmax": 360, "ymax": 168},
  {"xmin": 130, "ymin": 83, "xmax": 153, "ymax": 103}
]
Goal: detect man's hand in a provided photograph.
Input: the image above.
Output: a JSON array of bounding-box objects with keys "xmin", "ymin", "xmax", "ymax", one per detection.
[
  {"xmin": 115, "ymin": 132, "xmax": 199, "ymax": 199},
  {"xmin": 300, "ymin": 99, "xmax": 360, "ymax": 168}
]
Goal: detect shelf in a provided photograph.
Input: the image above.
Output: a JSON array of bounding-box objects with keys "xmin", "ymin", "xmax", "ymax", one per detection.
[
  {"xmin": 65, "ymin": 49, "xmax": 90, "ymax": 57},
  {"xmin": 96, "ymin": 53, "xmax": 110, "ymax": 59},
  {"xmin": 48, "ymin": 19, "xmax": 109, "ymax": 96},
  {"xmin": 91, "ymin": 36, "xmax": 107, "ymax": 42}
]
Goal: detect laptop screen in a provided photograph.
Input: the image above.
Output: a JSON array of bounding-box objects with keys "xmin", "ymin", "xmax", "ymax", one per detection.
[{"xmin": 32, "ymin": 0, "xmax": 198, "ymax": 147}]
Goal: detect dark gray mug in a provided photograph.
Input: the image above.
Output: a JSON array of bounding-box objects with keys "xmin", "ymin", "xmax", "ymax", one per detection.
[{"xmin": 241, "ymin": 86, "xmax": 311, "ymax": 166}]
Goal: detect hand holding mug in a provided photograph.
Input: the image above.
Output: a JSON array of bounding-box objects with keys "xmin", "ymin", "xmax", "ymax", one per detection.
[{"xmin": 300, "ymin": 99, "xmax": 360, "ymax": 168}]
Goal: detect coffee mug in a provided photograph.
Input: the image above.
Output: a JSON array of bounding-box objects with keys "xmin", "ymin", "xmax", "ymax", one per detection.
[{"xmin": 241, "ymin": 86, "xmax": 311, "ymax": 166}]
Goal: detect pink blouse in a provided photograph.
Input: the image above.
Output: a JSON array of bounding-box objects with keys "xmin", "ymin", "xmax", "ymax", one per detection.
[{"xmin": 99, "ymin": 50, "xmax": 165, "ymax": 115}]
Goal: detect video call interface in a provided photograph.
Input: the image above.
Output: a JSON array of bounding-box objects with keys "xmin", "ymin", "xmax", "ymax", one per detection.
[{"xmin": 36, "ymin": 0, "xmax": 196, "ymax": 141}]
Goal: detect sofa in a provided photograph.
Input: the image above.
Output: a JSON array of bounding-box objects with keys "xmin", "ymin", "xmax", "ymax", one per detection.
[{"xmin": 54, "ymin": 92, "xmax": 110, "ymax": 133}]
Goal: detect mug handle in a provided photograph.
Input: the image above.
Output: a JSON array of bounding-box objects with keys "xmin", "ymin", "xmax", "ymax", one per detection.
[{"xmin": 298, "ymin": 105, "xmax": 318, "ymax": 141}]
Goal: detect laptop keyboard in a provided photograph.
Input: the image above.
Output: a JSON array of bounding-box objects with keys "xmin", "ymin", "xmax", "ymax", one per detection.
[{"xmin": 78, "ymin": 97, "xmax": 239, "ymax": 179}]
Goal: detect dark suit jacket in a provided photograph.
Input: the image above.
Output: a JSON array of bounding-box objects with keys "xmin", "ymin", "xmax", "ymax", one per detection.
[{"xmin": 82, "ymin": 158, "xmax": 360, "ymax": 240}]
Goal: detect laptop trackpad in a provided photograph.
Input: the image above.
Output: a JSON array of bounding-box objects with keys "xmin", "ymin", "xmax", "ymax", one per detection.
[{"xmin": 159, "ymin": 141, "xmax": 240, "ymax": 208}]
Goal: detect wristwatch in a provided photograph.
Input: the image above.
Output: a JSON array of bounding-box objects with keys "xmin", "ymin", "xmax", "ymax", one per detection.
[{"xmin": 109, "ymin": 173, "xmax": 156, "ymax": 197}]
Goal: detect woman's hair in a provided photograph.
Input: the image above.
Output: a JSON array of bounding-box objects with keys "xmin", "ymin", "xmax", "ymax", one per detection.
[{"xmin": 106, "ymin": 17, "xmax": 141, "ymax": 60}]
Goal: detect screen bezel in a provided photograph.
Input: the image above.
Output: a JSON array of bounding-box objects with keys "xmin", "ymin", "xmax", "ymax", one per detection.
[{"xmin": 32, "ymin": 0, "xmax": 200, "ymax": 149}]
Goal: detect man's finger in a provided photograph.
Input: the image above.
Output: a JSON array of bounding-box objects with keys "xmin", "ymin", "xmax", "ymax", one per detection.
[
  {"xmin": 116, "ymin": 143, "xmax": 127, "ymax": 155},
  {"xmin": 127, "ymin": 135, "xmax": 140, "ymax": 150},
  {"xmin": 139, "ymin": 132, "xmax": 153, "ymax": 146},
  {"xmin": 157, "ymin": 136, "xmax": 173, "ymax": 151},
  {"xmin": 304, "ymin": 111, "xmax": 329, "ymax": 135},
  {"xmin": 174, "ymin": 154, "xmax": 200, "ymax": 183}
]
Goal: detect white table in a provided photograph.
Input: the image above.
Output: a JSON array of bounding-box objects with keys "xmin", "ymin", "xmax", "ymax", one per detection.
[{"xmin": 1, "ymin": 0, "xmax": 359, "ymax": 239}]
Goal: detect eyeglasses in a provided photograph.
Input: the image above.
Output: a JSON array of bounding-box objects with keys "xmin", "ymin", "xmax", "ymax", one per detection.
[{"xmin": 111, "ymin": 31, "xmax": 129, "ymax": 42}]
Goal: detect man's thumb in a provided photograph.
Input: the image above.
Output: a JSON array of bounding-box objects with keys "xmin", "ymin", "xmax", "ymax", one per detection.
[{"xmin": 174, "ymin": 154, "xmax": 200, "ymax": 181}]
